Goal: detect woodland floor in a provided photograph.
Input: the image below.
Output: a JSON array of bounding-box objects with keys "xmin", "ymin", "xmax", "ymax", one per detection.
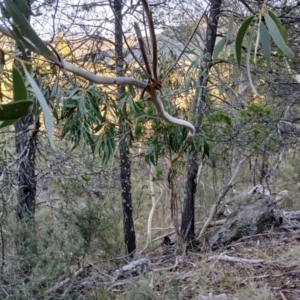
[{"xmin": 55, "ymin": 228, "xmax": 300, "ymax": 300}]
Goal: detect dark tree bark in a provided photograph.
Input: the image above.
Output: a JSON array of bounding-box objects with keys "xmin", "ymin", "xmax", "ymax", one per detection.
[
  {"xmin": 181, "ymin": 0, "xmax": 222, "ymax": 244},
  {"xmin": 13, "ymin": 1, "xmax": 39, "ymax": 272},
  {"xmin": 15, "ymin": 114, "xmax": 38, "ymax": 220},
  {"xmin": 113, "ymin": 0, "xmax": 136, "ymax": 256},
  {"xmin": 14, "ymin": 0, "xmax": 38, "ymax": 222}
]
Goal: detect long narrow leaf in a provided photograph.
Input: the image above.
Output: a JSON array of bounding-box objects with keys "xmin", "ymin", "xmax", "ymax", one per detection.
[
  {"xmin": 213, "ymin": 38, "xmax": 226, "ymax": 61},
  {"xmin": 227, "ymin": 18, "xmax": 234, "ymax": 42},
  {"xmin": 4, "ymin": 0, "xmax": 58, "ymax": 62},
  {"xmin": 254, "ymin": 17, "xmax": 261, "ymax": 64},
  {"xmin": 246, "ymin": 31, "xmax": 260, "ymax": 96},
  {"xmin": 264, "ymin": 12, "xmax": 294, "ymax": 58},
  {"xmin": 0, "ymin": 119, "xmax": 18, "ymax": 129},
  {"xmin": 0, "ymin": 100, "xmax": 32, "ymax": 120},
  {"xmin": 236, "ymin": 15, "xmax": 255, "ymax": 68},
  {"xmin": 24, "ymin": 67, "xmax": 56, "ymax": 149},
  {"xmin": 259, "ymin": 22, "xmax": 271, "ymax": 67},
  {"xmin": 268, "ymin": 10, "xmax": 288, "ymax": 42},
  {"xmin": 13, "ymin": 67, "xmax": 27, "ymax": 102}
]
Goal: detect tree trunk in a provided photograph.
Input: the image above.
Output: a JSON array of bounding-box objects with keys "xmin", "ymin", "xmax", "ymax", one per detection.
[
  {"xmin": 181, "ymin": 0, "xmax": 222, "ymax": 244},
  {"xmin": 13, "ymin": 1, "xmax": 39, "ymax": 271},
  {"xmin": 15, "ymin": 114, "xmax": 38, "ymax": 220},
  {"xmin": 114, "ymin": 0, "xmax": 136, "ymax": 256},
  {"xmin": 14, "ymin": 0, "xmax": 38, "ymax": 222}
]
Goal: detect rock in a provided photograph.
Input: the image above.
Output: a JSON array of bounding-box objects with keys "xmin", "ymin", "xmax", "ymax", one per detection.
[
  {"xmin": 209, "ymin": 196, "xmax": 275, "ymax": 250},
  {"xmin": 113, "ymin": 258, "xmax": 149, "ymax": 281},
  {"xmin": 216, "ymin": 193, "xmax": 264, "ymax": 219},
  {"xmin": 197, "ymin": 293, "xmax": 228, "ymax": 300}
]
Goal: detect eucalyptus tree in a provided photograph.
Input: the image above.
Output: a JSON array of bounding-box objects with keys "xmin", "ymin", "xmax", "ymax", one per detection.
[{"xmin": 112, "ymin": 0, "xmax": 136, "ymax": 256}]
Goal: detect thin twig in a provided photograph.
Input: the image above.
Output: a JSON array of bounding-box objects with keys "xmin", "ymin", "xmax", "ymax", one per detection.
[
  {"xmin": 197, "ymin": 155, "xmax": 250, "ymax": 238},
  {"xmin": 133, "ymin": 22, "xmax": 152, "ymax": 78},
  {"xmin": 140, "ymin": 0, "xmax": 158, "ymax": 81},
  {"xmin": 163, "ymin": 3, "xmax": 210, "ymax": 81}
]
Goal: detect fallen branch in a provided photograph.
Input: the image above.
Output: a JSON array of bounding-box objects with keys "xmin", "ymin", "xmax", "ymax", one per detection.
[
  {"xmin": 46, "ymin": 267, "xmax": 84, "ymax": 295},
  {"xmin": 206, "ymin": 254, "xmax": 265, "ymax": 264},
  {"xmin": 152, "ymin": 256, "xmax": 180, "ymax": 272},
  {"xmin": 107, "ymin": 277, "xmax": 139, "ymax": 291}
]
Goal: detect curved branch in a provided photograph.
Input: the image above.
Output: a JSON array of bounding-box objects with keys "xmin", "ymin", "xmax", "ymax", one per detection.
[
  {"xmin": 0, "ymin": 23, "xmax": 195, "ymax": 141},
  {"xmin": 149, "ymin": 90, "xmax": 195, "ymax": 138},
  {"xmin": 0, "ymin": 25, "xmax": 146, "ymax": 89}
]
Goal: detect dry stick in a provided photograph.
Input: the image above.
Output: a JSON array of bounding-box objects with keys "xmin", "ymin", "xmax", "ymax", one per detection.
[
  {"xmin": 279, "ymin": 291, "xmax": 288, "ymax": 300},
  {"xmin": 196, "ymin": 159, "xmax": 205, "ymax": 185},
  {"xmin": 147, "ymin": 164, "xmax": 163, "ymax": 244},
  {"xmin": 197, "ymin": 156, "xmax": 248, "ymax": 239},
  {"xmin": 152, "ymin": 256, "xmax": 180, "ymax": 272},
  {"xmin": 46, "ymin": 267, "xmax": 84, "ymax": 294},
  {"xmin": 206, "ymin": 254, "xmax": 265, "ymax": 264}
]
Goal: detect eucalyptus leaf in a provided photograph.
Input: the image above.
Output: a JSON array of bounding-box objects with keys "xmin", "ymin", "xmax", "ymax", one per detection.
[
  {"xmin": 4, "ymin": 0, "xmax": 58, "ymax": 63},
  {"xmin": 259, "ymin": 22, "xmax": 271, "ymax": 67},
  {"xmin": 246, "ymin": 31, "xmax": 260, "ymax": 96},
  {"xmin": 254, "ymin": 18, "xmax": 261, "ymax": 64},
  {"xmin": 267, "ymin": 10, "xmax": 288, "ymax": 42},
  {"xmin": 264, "ymin": 12, "xmax": 294, "ymax": 58},
  {"xmin": 227, "ymin": 18, "xmax": 234, "ymax": 42},
  {"xmin": 13, "ymin": 67, "xmax": 27, "ymax": 102},
  {"xmin": 213, "ymin": 38, "xmax": 226, "ymax": 61},
  {"xmin": 0, "ymin": 100, "xmax": 32, "ymax": 120},
  {"xmin": 0, "ymin": 119, "xmax": 18, "ymax": 129},
  {"xmin": 236, "ymin": 15, "xmax": 255, "ymax": 68},
  {"xmin": 184, "ymin": 75, "xmax": 191, "ymax": 97},
  {"xmin": 24, "ymin": 67, "xmax": 56, "ymax": 149}
]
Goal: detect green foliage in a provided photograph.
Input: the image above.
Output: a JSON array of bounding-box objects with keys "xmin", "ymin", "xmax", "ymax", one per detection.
[
  {"xmin": 24, "ymin": 67, "xmax": 56, "ymax": 149},
  {"xmin": 264, "ymin": 11, "xmax": 293, "ymax": 58},
  {"xmin": 60, "ymin": 86, "xmax": 116, "ymax": 163},
  {"xmin": 145, "ymin": 120, "xmax": 189, "ymax": 165},
  {"xmin": 0, "ymin": 67, "xmax": 32, "ymax": 128},
  {"xmin": 235, "ymin": 10, "xmax": 294, "ymax": 94},
  {"xmin": 3, "ymin": 0, "xmax": 58, "ymax": 63},
  {"xmin": 213, "ymin": 38, "xmax": 226, "ymax": 61},
  {"xmin": 0, "ymin": 100, "xmax": 32, "ymax": 121},
  {"xmin": 259, "ymin": 22, "xmax": 271, "ymax": 67},
  {"xmin": 207, "ymin": 111, "xmax": 232, "ymax": 126},
  {"xmin": 240, "ymin": 104, "xmax": 271, "ymax": 118},
  {"xmin": 213, "ymin": 18, "xmax": 235, "ymax": 61},
  {"xmin": 236, "ymin": 15, "xmax": 255, "ymax": 68}
]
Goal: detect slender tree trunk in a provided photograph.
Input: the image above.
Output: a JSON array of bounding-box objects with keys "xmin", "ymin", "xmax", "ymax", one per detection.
[
  {"xmin": 181, "ymin": 0, "xmax": 222, "ymax": 244},
  {"xmin": 15, "ymin": 114, "xmax": 38, "ymax": 220},
  {"xmin": 114, "ymin": 0, "xmax": 136, "ymax": 256},
  {"xmin": 13, "ymin": 1, "xmax": 39, "ymax": 271},
  {"xmin": 14, "ymin": 0, "xmax": 38, "ymax": 222}
]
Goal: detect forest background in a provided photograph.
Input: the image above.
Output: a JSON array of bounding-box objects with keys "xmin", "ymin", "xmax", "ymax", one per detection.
[{"xmin": 0, "ymin": 0, "xmax": 300, "ymax": 298}]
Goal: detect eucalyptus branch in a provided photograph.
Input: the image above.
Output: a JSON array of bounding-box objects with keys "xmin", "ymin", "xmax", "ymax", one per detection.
[
  {"xmin": 109, "ymin": 0, "xmax": 150, "ymax": 77},
  {"xmin": 140, "ymin": 0, "xmax": 158, "ymax": 81},
  {"xmin": 0, "ymin": 25, "xmax": 146, "ymax": 88},
  {"xmin": 134, "ymin": 21, "xmax": 152, "ymax": 79}
]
